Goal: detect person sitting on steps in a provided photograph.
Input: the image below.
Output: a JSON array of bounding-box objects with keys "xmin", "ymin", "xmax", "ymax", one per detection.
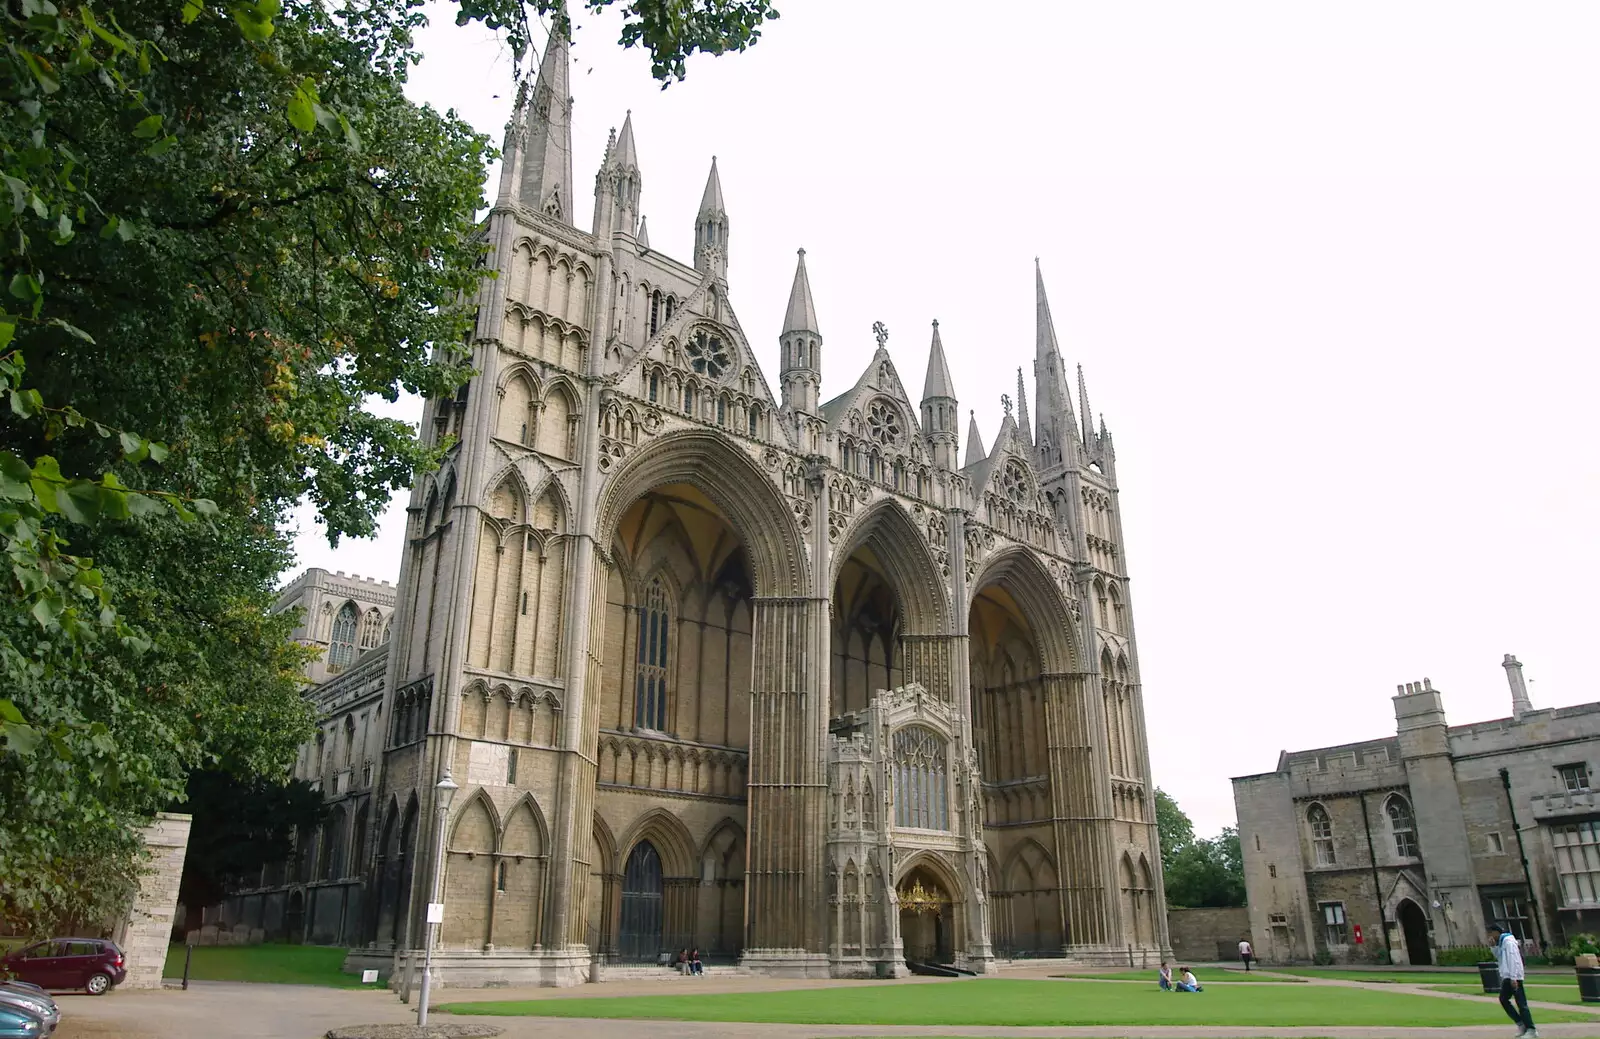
[{"xmin": 689, "ymin": 948, "xmax": 704, "ymax": 976}]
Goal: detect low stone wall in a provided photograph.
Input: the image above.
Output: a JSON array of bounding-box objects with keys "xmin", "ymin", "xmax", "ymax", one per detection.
[
  {"xmin": 114, "ymin": 813, "xmax": 193, "ymax": 989},
  {"xmin": 1166, "ymin": 906, "xmax": 1250, "ymax": 963}
]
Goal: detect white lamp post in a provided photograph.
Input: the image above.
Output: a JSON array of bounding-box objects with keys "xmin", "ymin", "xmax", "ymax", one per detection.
[{"xmin": 416, "ymin": 766, "xmax": 458, "ymax": 1026}]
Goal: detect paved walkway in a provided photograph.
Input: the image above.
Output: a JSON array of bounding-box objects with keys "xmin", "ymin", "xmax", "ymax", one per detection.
[{"xmin": 48, "ymin": 967, "xmax": 1600, "ymax": 1039}]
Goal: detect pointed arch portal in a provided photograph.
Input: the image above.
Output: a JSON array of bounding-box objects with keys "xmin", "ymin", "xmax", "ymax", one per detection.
[{"xmin": 619, "ymin": 840, "xmax": 664, "ymax": 962}]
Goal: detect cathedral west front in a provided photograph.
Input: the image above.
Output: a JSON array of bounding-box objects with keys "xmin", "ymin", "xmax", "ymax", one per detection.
[{"xmin": 255, "ymin": 33, "xmax": 1169, "ymax": 985}]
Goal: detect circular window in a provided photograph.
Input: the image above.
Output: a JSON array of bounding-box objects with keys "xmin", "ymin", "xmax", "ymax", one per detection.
[
  {"xmin": 686, "ymin": 330, "xmax": 731, "ymax": 380},
  {"xmin": 1001, "ymin": 459, "xmax": 1029, "ymax": 503},
  {"xmin": 867, "ymin": 400, "xmax": 903, "ymax": 447}
]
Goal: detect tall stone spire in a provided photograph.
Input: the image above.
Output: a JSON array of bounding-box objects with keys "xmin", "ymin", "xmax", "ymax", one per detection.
[
  {"xmin": 1077, "ymin": 363, "xmax": 1094, "ymax": 447},
  {"xmin": 516, "ymin": 31, "xmax": 575, "ymax": 224},
  {"xmin": 1504, "ymin": 654, "xmax": 1534, "ymax": 718},
  {"xmin": 921, "ymin": 321, "xmax": 959, "ymax": 469},
  {"xmin": 1032, "ymin": 261, "xmax": 1079, "ymax": 470},
  {"xmin": 1015, "ymin": 367, "xmax": 1032, "ymax": 449},
  {"xmin": 779, "ymin": 248, "xmax": 821, "ymax": 415},
  {"xmin": 607, "ymin": 110, "xmax": 642, "ymax": 236},
  {"xmin": 695, "ymin": 157, "xmax": 729, "ymax": 282},
  {"xmin": 964, "ymin": 409, "xmax": 986, "ymax": 468}
]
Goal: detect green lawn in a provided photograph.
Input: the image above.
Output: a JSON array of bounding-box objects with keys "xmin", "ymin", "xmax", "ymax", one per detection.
[
  {"xmin": 1423, "ymin": 983, "xmax": 1595, "ymax": 1007},
  {"xmin": 161, "ymin": 943, "xmax": 369, "ymax": 988},
  {"xmin": 1054, "ymin": 969, "xmax": 1304, "ymax": 983},
  {"xmin": 439, "ymin": 977, "xmax": 1594, "ymax": 1026},
  {"xmin": 1269, "ymin": 966, "xmax": 1575, "ymax": 985}
]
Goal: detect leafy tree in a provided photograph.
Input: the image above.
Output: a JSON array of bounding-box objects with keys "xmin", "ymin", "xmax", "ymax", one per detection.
[
  {"xmin": 1155, "ymin": 790, "xmax": 1244, "ymax": 908},
  {"xmin": 176, "ymin": 770, "xmax": 325, "ymax": 914},
  {"xmin": 0, "ymin": 0, "xmax": 783, "ymax": 935},
  {"xmin": 1154, "ymin": 787, "xmax": 1194, "ymax": 873}
]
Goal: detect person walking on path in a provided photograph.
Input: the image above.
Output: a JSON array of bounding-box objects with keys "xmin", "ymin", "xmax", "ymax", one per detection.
[
  {"xmin": 1238, "ymin": 938, "xmax": 1254, "ymax": 971},
  {"xmin": 1490, "ymin": 923, "xmax": 1537, "ymax": 1038}
]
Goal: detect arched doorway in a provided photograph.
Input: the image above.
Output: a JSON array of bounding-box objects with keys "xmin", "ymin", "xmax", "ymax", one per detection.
[
  {"xmin": 1397, "ymin": 898, "xmax": 1432, "ymax": 965},
  {"xmin": 898, "ymin": 865, "xmax": 955, "ymax": 964},
  {"xmin": 619, "ymin": 841, "xmax": 664, "ymax": 962}
]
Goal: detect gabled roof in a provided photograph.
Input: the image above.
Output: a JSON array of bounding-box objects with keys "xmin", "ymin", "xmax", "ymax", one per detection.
[{"xmin": 822, "ymin": 344, "xmax": 919, "ymax": 440}]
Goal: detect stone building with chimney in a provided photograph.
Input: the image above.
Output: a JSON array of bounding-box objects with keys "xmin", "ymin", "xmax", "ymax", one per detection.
[{"xmin": 1233, "ymin": 656, "xmax": 1600, "ymax": 965}]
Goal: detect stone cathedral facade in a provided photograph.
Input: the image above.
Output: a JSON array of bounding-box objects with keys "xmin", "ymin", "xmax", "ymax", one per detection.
[{"xmin": 330, "ymin": 35, "xmax": 1167, "ymax": 985}]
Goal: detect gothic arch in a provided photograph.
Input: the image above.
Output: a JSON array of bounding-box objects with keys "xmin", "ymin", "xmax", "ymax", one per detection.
[
  {"xmin": 968, "ymin": 545, "xmax": 1080, "ymax": 674},
  {"xmin": 617, "ymin": 807, "xmax": 697, "ymax": 879},
  {"xmin": 831, "ymin": 497, "xmax": 952, "ymax": 633},
  {"xmin": 895, "ymin": 848, "xmax": 968, "ymax": 901},
  {"xmin": 449, "ymin": 789, "xmax": 502, "ymax": 851},
  {"xmin": 525, "ymin": 474, "xmax": 572, "ymax": 534},
  {"xmin": 499, "ymin": 792, "xmax": 549, "ymax": 856},
  {"xmin": 483, "ymin": 464, "xmax": 531, "ymax": 525},
  {"xmin": 591, "ymin": 811, "xmax": 619, "ymax": 877},
  {"xmin": 698, "ymin": 817, "xmax": 747, "ymax": 869},
  {"xmin": 595, "ymin": 429, "xmax": 809, "ymax": 598}
]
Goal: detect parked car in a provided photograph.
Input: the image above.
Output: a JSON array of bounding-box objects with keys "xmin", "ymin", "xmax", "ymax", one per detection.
[
  {"xmin": 0, "ymin": 990, "xmax": 54, "ymax": 1037},
  {"xmin": 0, "ymin": 1004, "xmax": 47, "ymax": 1038},
  {"xmin": 0, "ymin": 938, "xmax": 125, "ymax": 995}
]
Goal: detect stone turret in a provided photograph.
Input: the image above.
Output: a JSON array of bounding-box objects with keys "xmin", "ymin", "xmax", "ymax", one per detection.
[
  {"xmin": 779, "ymin": 249, "xmax": 821, "ymax": 416},
  {"xmin": 920, "ymin": 321, "xmax": 959, "ymax": 470}
]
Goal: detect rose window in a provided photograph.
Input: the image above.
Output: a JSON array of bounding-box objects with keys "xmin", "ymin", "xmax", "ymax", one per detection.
[
  {"xmin": 866, "ymin": 400, "xmax": 903, "ymax": 447},
  {"xmin": 686, "ymin": 330, "xmax": 731, "ymax": 379},
  {"xmin": 1001, "ymin": 460, "xmax": 1029, "ymax": 503}
]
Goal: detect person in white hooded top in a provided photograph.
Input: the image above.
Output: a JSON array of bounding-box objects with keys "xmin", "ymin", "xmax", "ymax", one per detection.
[{"xmin": 1489, "ymin": 923, "xmax": 1536, "ymax": 1038}]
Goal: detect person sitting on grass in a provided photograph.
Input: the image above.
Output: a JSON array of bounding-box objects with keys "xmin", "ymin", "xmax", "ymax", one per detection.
[
  {"xmin": 1158, "ymin": 962, "xmax": 1173, "ymax": 990},
  {"xmin": 1175, "ymin": 966, "xmax": 1203, "ymax": 992}
]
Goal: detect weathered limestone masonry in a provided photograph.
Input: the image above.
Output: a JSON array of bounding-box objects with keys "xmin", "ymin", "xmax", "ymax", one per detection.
[
  {"xmin": 263, "ymin": 31, "xmax": 1168, "ymax": 985},
  {"xmin": 115, "ymin": 813, "xmax": 192, "ymax": 989},
  {"xmin": 1235, "ymin": 658, "xmax": 1600, "ymax": 965}
]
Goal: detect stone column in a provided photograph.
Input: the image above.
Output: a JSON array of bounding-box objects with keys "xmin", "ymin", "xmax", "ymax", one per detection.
[
  {"xmin": 1042, "ymin": 671, "xmax": 1119, "ymax": 956},
  {"xmin": 741, "ymin": 595, "xmax": 831, "ymax": 975}
]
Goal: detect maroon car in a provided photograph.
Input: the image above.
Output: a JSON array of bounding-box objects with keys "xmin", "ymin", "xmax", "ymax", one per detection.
[{"xmin": 1, "ymin": 939, "xmax": 126, "ymax": 995}]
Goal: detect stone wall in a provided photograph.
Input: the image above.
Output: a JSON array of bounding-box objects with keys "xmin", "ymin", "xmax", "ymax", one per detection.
[
  {"xmin": 115, "ymin": 813, "xmax": 192, "ymax": 989},
  {"xmin": 1166, "ymin": 906, "xmax": 1250, "ymax": 963}
]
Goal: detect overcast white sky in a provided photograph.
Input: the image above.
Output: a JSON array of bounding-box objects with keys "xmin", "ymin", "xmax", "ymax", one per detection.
[{"xmin": 290, "ymin": 1, "xmax": 1600, "ymax": 836}]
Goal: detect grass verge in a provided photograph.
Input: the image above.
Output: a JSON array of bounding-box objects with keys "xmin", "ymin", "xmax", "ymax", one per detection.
[
  {"xmin": 1422, "ymin": 983, "xmax": 1596, "ymax": 1007},
  {"xmin": 160, "ymin": 943, "xmax": 368, "ymax": 988},
  {"xmin": 1270, "ymin": 967, "xmax": 1575, "ymax": 985},
  {"xmin": 1053, "ymin": 969, "xmax": 1304, "ymax": 983},
  {"xmin": 439, "ymin": 977, "xmax": 1593, "ymax": 1026}
]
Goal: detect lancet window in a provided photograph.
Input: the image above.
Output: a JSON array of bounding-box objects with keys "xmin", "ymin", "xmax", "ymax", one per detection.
[
  {"xmin": 329, "ymin": 603, "xmax": 359, "ymax": 673},
  {"xmin": 634, "ymin": 578, "xmax": 670, "ymax": 731},
  {"xmin": 893, "ymin": 726, "xmax": 949, "ymax": 830}
]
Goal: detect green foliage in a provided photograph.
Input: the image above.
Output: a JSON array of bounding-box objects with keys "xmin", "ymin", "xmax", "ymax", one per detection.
[
  {"xmin": 1156, "ymin": 789, "xmax": 1244, "ymax": 908},
  {"xmin": 1436, "ymin": 945, "xmax": 1493, "ymax": 966},
  {"xmin": 1154, "ymin": 787, "xmax": 1192, "ymax": 873},
  {"xmin": 176, "ymin": 770, "xmax": 325, "ymax": 911},
  {"xmin": 453, "ymin": 0, "xmax": 780, "ymax": 83},
  {"xmin": 1570, "ymin": 932, "xmax": 1600, "ymax": 955}
]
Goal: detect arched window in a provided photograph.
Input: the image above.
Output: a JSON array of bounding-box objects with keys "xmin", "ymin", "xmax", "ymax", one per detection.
[
  {"xmin": 343, "ymin": 715, "xmax": 356, "ymax": 767},
  {"xmin": 716, "ymin": 395, "xmax": 726, "ymax": 426},
  {"xmin": 1387, "ymin": 794, "xmax": 1419, "ymax": 858},
  {"xmin": 683, "ymin": 384, "xmax": 695, "ymax": 415},
  {"xmin": 634, "ymin": 578, "xmax": 670, "ymax": 731},
  {"xmin": 1308, "ymin": 804, "xmax": 1336, "ymax": 866},
  {"xmin": 328, "ymin": 603, "xmax": 359, "ymax": 673},
  {"xmin": 648, "ymin": 370, "xmax": 659, "ymax": 402},
  {"xmin": 893, "ymin": 726, "xmax": 949, "ymax": 830},
  {"xmin": 748, "ymin": 405, "xmax": 760, "ymax": 438},
  {"xmin": 359, "ymin": 608, "xmax": 383, "ymax": 650},
  {"xmin": 381, "ymin": 613, "xmax": 393, "ymax": 644}
]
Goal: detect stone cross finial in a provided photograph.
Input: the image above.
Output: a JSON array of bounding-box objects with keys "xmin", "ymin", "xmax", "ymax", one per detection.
[
  {"xmin": 872, "ymin": 321, "xmax": 888, "ymax": 348},
  {"xmin": 1002, "ymin": 394, "xmax": 1013, "ymax": 418}
]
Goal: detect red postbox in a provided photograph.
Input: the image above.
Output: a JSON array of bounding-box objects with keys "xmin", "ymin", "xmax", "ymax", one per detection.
[{"xmin": 1353, "ymin": 924, "xmax": 1364, "ymax": 944}]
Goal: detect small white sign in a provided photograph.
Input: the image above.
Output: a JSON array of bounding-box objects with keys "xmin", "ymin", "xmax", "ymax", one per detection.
[
  {"xmin": 426, "ymin": 902, "xmax": 445, "ymax": 924},
  {"xmin": 361, "ymin": 969, "xmax": 379, "ymax": 984}
]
